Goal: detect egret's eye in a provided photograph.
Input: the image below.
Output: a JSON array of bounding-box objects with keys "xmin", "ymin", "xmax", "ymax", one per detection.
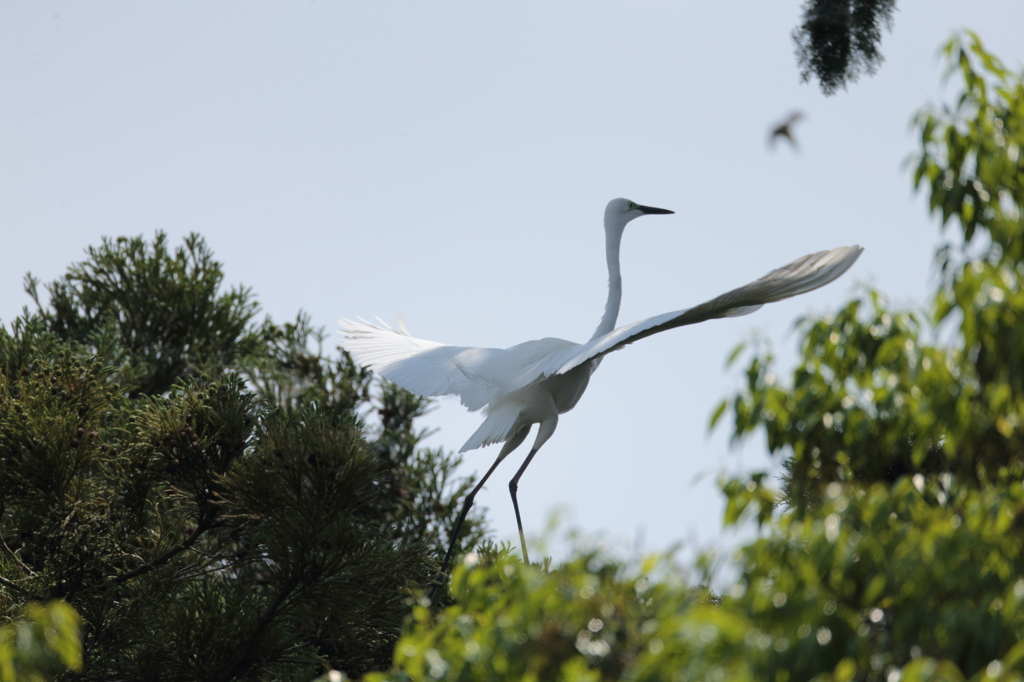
[{"xmin": 628, "ymin": 202, "xmax": 638, "ymax": 210}]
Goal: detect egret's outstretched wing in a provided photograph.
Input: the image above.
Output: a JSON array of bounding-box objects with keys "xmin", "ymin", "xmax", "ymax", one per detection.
[
  {"xmin": 338, "ymin": 318, "xmax": 580, "ymax": 412},
  {"xmin": 555, "ymin": 245, "xmax": 863, "ymax": 375},
  {"xmin": 339, "ymin": 317, "xmax": 446, "ymax": 371},
  {"xmin": 339, "ymin": 318, "xmax": 498, "ymax": 410}
]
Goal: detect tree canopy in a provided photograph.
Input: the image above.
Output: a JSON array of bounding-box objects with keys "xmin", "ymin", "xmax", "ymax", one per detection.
[
  {"xmin": 0, "ymin": 233, "xmax": 485, "ymax": 679},
  {"xmin": 793, "ymin": 0, "xmax": 896, "ymax": 95}
]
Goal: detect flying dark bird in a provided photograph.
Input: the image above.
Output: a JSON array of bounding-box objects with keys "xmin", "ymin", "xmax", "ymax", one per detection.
[{"xmin": 769, "ymin": 111, "xmax": 806, "ymax": 151}]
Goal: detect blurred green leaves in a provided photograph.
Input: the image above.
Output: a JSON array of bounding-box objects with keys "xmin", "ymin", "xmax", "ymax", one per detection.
[
  {"xmin": 364, "ymin": 475, "xmax": 1024, "ymax": 680},
  {"xmin": 0, "ymin": 601, "xmax": 81, "ymax": 682},
  {"xmin": 724, "ymin": 478, "xmax": 1024, "ymax": 680},
  {"xmin": 708, "ymin": 30, "xmax": 1024, "ymax": 682},
  {"xmin": 718, "ymin": 31, "xmax": 1024, "ymax": 513},
  {"xmin": 366, "ymin": 547, "xmax": 730, "ymax": 682},
  {"xmin": 912, "ymin": 31, "xmax": 1022, "ymax": 256}
]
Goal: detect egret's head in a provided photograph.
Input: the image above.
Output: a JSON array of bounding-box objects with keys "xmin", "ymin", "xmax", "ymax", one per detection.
[{"xmin": 605, "ymin": 198, "xmax": 674, "ymax": 233}]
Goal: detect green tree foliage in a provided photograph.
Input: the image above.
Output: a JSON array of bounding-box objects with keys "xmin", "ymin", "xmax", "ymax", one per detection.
[
  {"xmin": 366, "ymin": 33, "xmax": 1024, "ymax": 682},
  {"xmin": 793, "ymin": 0, "xmax": 896, "ymax": 95},
  {"xmin": 24, "ymin": 233, "xmax": 258, "ymax": 397},
  {"xmin": 709, "ymin": 30, "xmax": 1024, "ymax": 680},
  {"xmin": 366, "ymin": 546, "xmax": 732, "ymax": 682},
  {"xmin": 0, "ymin": 232, "xmax": 485, "ymax": 679},
  {"xmin": 717, "ymin": 30, "xmax": 1024, "ymax": 512},
  {"xmin": 714, "ymin": 476, "xmax": 1024, "ymax": 681}
]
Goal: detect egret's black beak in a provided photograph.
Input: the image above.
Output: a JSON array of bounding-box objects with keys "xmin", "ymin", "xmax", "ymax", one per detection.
[{"xmin": 637, "ymin": 204, "xmax": 674, "ymax": 215}]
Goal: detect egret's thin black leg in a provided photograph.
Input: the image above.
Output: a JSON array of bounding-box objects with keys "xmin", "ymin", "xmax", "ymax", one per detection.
[
  {"xmin": 429, "ymin": 455, "xmax": 503, "ymax": 603},
  {"xmin": 508, "ymin": 447, "xmax": 540, "ymax": 565},
  {"xmin": 430, "ymin": 427, "xmax": 529, "ymax": 603}
]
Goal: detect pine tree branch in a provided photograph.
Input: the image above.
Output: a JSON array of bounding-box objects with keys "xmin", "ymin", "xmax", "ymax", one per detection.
[
  {"xmin": 0, "ymin": 532, "xmax": 43, "ymax": 598},
  {"xmin": 171, "ymin": 558, "xmax": 247, "ymax": 584},
  {"xmin": 0, "ymin": 531, "xmax": 41, "ymax": 580},
  {"xmin": 215, "ymin": 574, "xmax": 303, "ymax": 682},
  {"xmin": 107, "ymin": 524, "xmax": 213, "ymax": 586},
  {"xmin": 0, "ymin": 574, "xmax": 31, "ymax": 597}
]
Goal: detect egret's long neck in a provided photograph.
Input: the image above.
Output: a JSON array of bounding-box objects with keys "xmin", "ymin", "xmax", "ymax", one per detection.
[{"xmin": 591, "ymin": 224, "xmax": 624, "ymax": 341}]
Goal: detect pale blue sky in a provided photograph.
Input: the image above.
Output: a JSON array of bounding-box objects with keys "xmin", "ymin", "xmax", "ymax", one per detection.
[{"xmin": 3, "ymin": 2, "xmax": 1023, "ymax": 565}]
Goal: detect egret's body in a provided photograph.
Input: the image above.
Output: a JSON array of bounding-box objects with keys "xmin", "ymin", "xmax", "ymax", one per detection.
[{"xmin": 340, "ymin": 198, "xmax": 862, "ymax": 594}]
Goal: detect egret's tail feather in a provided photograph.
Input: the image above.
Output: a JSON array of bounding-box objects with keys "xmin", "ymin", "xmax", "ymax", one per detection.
[{"xmin": 459, "ymin": 401, "xmax": 521, "ymax": 453}]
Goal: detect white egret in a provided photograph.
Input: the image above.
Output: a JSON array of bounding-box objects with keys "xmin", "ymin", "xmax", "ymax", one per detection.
[{"xmin": 339, "ymin": 197, "xmax": 862, "ymax": 590}]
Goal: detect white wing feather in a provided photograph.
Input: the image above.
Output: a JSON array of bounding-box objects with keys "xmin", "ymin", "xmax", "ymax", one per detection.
[
  {"xmin": 555, "ymin": 245, "xmax": 863, "ymax": 374},
  {"xmin": 338, "ymin": 319, "xmax": 581, "ymax": 412}
]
